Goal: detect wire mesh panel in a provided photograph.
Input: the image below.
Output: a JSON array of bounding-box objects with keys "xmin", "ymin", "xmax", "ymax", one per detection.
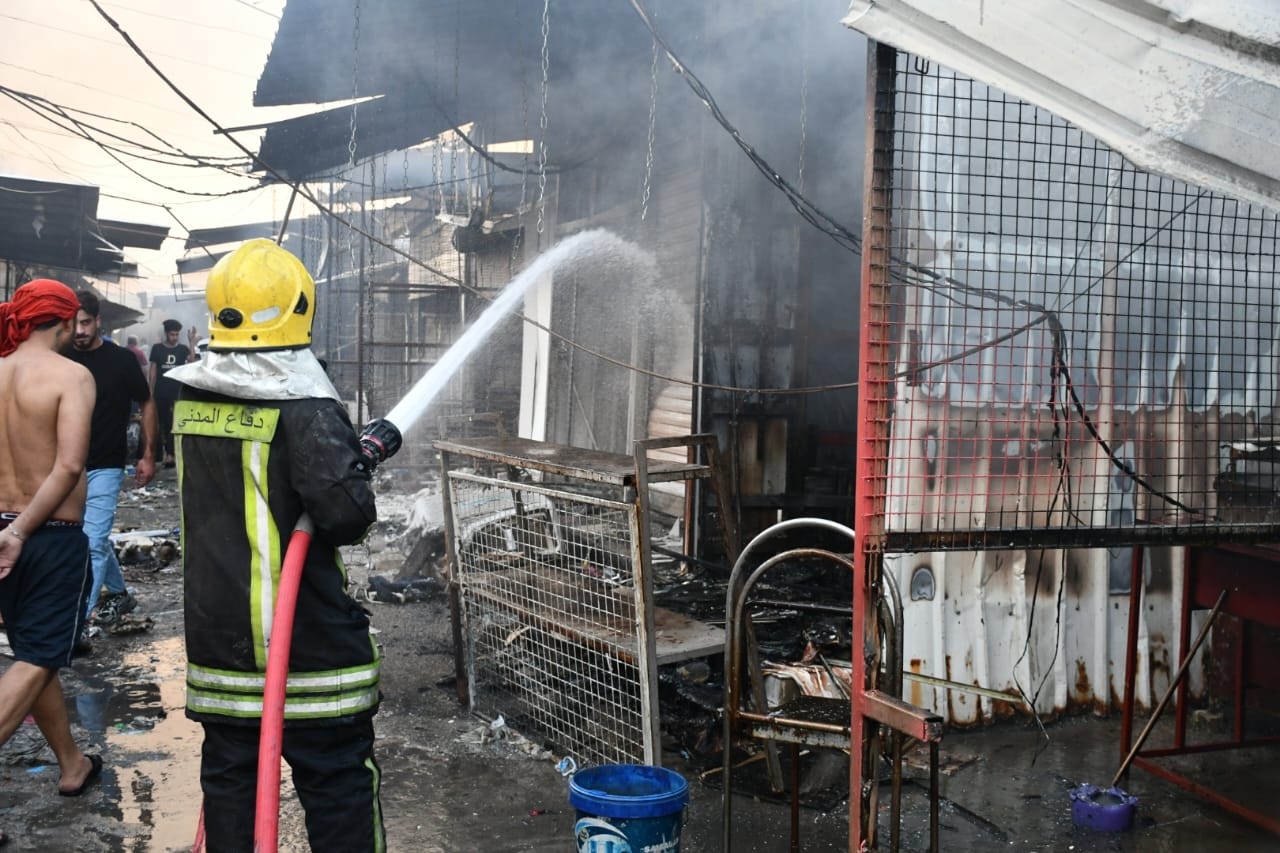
[
  {"xmin": 446, "ymin": 469, "xmax": 653, "ymax": 766},
  {"xmin": 870, "ymin": 52, "xmax": 1280, "ymax": 552}
]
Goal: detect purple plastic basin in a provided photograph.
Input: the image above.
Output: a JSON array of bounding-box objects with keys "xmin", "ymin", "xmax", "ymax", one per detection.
[{"xmin": 1070, "ymin": 784, "xmax": 1139, "ymax": 832}]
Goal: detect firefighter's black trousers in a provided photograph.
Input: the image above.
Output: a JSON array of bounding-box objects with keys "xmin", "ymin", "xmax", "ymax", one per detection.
[{"xmin": 199, "ymin": 718, "xmax": 384, "ymax": 853}]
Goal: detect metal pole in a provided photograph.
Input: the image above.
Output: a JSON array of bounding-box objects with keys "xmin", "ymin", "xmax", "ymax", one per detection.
[
  {"xmin": 1120, "ymin": 546, "xmax": 1145, "ymax": 760},
  {"xmin": 275, "ymin": 184, "xmax": 299, "ymax": 245},
  {"xmin": 900, "ymin": 671, "xmax": 1030, "ymax": 705}
]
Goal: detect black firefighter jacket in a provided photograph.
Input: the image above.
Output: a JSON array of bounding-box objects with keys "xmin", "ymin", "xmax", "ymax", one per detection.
[{"xmin": 175, "ymin": 386, "xmax": 380, "ymax": 727}]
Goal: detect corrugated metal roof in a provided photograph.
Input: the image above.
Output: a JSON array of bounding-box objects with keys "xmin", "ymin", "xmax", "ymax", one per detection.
[
  {"xmin": 253, "ymin": 0, "xmax": 474, "ymax": 107},
  {"xmin": 0, "ymin": 176, "xmax": 168, "ymax": 273},
  {"xmin": 184, "ymin": 221, "xmax": 282, "ymax": 250},
  {"xmin": 842, "ymin": 0, "xmax": 1280, "ymax": 213},
  {"xmin": 251, "ymin": 0, "xmax": 654, "ymax": 180},
  {"xmin": 254, "ymin": 95, "xmax": 454, "ymax": 180},
  {"xmin": 98, "ymin": 220, "xmax": 168, "ymax": 252}
]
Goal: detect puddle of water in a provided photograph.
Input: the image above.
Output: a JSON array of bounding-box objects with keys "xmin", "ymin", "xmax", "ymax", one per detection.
[
  {"xmin": 62, "ymin": 633, "xmax": 317, "ymax": 851},
  {"xmin": 71, "ymin": 635, "xmax": 204, "ymax": 852}
]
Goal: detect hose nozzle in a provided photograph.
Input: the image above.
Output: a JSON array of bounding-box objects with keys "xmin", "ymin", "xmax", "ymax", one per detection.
[{"xmin": 358, "ymin": 418, "xmax": 402, "ymax": 472}]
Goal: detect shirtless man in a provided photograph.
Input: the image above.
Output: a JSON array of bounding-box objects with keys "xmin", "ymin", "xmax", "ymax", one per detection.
[{"xmin": 0, "ymin": 279, "xmax": 103, "ymax": 832}]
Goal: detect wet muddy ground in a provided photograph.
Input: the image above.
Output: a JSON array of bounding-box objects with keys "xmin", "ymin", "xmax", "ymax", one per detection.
[{"xmin": 1, "ymin": 466, "xmax": 1277, "ymax": 851}]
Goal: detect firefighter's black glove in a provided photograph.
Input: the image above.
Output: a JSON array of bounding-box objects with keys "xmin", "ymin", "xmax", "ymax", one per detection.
[{"xmin": 357, "ymin": 418, "xmax": 402, "ymax": 473}]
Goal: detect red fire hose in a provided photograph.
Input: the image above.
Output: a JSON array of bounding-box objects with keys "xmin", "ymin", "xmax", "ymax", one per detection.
[
  {"xmin": 252, "ymin": 514, "xmax": 314, "ymax": 853},
  {"xmin": 190, "ymin": 515, "xmax": 313, "ymax": 853}
]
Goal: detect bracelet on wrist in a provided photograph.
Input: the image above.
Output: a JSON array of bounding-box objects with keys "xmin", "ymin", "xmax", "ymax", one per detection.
[{"xmin": 7, "ymin": 526, "xmax": 26, "ymax": 541}]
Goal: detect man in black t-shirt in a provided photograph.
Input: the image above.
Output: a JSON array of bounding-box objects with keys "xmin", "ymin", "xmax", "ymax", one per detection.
[
  {"xmin": 148, "ymin": 319, "xmax": 196, "ymax": 467},
  {"xmin": 67, "ymin": 292, "xmax": 157, "ymax": 651}
]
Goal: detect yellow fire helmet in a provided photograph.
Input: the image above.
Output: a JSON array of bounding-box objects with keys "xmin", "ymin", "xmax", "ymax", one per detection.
[{"xmin": 206, "ymin": 238, "xmax": 315, "ymax": 351}]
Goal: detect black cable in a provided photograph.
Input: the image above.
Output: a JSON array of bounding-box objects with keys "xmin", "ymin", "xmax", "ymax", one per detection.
[
  {"xmin": 1, "ymin": 89, "xmax": 263, "ymax": 198},
  {"xmin": 624, "ymin": 0, "xmax": 861, "ymax": 255},
  {"xmin": 1057, "ymin": 359, "xmax": 1200, "ymax": 516},
  {"xmin": 3, "ymin": 87, "xmax": 253, "ymax": 172},
  {"xmin": 86, "ymin": 0, "xmax": 466, "ymax": 287},
  {"xmin": 1, "ymin": 86, "xmax": 246, "ymax": 162},
  {"xmin": 85, "ymin": 0, "xmax": 1256, "ymax": 540}
]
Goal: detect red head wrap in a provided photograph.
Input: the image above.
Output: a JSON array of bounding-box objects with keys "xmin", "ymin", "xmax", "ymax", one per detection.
[{"xmin": 0, "ymin": 279, "xmax": 80, "ymax": 357}]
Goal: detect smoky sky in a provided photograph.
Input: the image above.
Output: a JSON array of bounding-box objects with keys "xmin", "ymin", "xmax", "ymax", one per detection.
[{"xmin": 256, "ymin": 0, "xmax": 867, "ymax": 227}]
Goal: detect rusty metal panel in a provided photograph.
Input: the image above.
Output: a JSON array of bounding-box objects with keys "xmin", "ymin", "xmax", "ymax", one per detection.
[{"xmin": 888, "ymin": 548, "xmax": 1179, "ymax": 724}]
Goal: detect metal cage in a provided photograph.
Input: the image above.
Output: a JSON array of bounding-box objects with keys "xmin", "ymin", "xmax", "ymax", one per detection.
[{"xmin": 438, "ymin": 434, "xmax": 734, "ymax": 767}]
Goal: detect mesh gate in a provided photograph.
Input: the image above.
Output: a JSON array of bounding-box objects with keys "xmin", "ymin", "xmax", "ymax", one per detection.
[
  {"xmin": 447, "ymin": 470, "xmax": 651, "ymax": 766},
  {"xmin": 438, "ymin": 434, "xmax": 733, "ymax": 769},
  {"xmin": 866, "ymin": 49, "xmax": 1280, "ymax": 553}
]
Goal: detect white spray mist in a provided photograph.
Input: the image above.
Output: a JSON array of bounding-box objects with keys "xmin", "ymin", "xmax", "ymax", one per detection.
[{"xmin": 382, "ymin": 228, "xmax": 656, "ymax": 434}]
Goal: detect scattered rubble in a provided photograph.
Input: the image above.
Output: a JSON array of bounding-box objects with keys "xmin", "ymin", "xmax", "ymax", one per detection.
[{"xmin": 361, "ymin": 575, "xmax": 443, "ymax": 604}]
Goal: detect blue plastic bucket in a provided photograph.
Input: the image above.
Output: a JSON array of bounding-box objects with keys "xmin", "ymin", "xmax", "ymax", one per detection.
[{"xmin": 569, "ymin": 764, "xmax": 689, "ymax": 853}]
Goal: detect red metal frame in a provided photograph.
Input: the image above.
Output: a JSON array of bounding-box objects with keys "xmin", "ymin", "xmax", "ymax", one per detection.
[
  {"xmin": 1121, "ymin": 543, "xmax": 1280, "ymax": 834},
  {"xmin": 851, "ymin": 40, "xmax": 900, "ymax": 852}
]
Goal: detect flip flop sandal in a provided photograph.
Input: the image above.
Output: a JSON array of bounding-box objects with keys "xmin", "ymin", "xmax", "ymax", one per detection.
[{"xmin": 58, "ymin": 754, "xmax": 103, "ymax": 797}]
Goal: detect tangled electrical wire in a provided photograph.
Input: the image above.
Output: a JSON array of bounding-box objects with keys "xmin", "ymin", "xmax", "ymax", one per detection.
[{"xmin": 75, "ymin": 0, "xmax": 1234, "ymax": 535}]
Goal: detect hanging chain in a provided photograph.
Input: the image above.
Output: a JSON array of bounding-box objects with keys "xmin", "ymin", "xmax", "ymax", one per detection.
[
  {"xmin": 641, "ymin": 37, "xmax": 659, "ymax": 220},
  {"xmin": 342, "ymin": 184, "xmax": 352, "ymax": 262},
  {"xmin": 536, "ymin": 0, "xmax": 550, "ymax": 235},
  {"xmin": 798, "ymin": 14, "xmax": 808, "ymax": 192},
  {"xmin": 346, "ymin": 2, "xmax": 362, "ymax": 417},
  {"xmin": 450, "ymin": 129, "xmax": 460, "ymax": 217},
  {"xmin": 360, "ymin": 159, "xmax": 373, "ymax": 422},
  {"xmin": 347, "ymin": 0, "xmax": 361, "ymax": 167},
  {"xmin": 363, "ymin": 160, "xmax": 375, "ymax": 313},
  {"xmin": 466, "ymin": 126, "xmax": 478, "ymax": 213},
  {"xmin": 344, "ymin": 1, "xmax": 359, "ymax": 280},
  {"xmin": 432, "ymin": 133, "xmax": 443, "ymax": 214},
  {"xmin": 431, "ymin": 2, "xmax": 444, "ymax": 214},
  {"xmin": 450, "ymin": 0, "xmax": 462, "ymax": 216},
  {"xmin": 510, "ymin": 0, "xmax": 529, "ymax": 263},
  {"xmin": 432, "ymin": 122, "xmax": 442, "ymax": 212},
  {"xmin": 378, "ymin": 154, "xmax": 389, "ymax": 261},
  {"xmin": 474, "ymin": 127, "xmax": 485, "ymax": 214},
  {"xmin": 402, "ymin": 145, "xmax": 411, "ymax": 266},
  {"xmin": 344, "ymin": 181, "xmax": 356, "ymax": 316}
]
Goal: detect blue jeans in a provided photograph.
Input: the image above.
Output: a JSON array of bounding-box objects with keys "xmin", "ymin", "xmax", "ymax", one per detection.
[{"xmin": 84, "ymin": 467, "xmax": 127, "ymax": 618}]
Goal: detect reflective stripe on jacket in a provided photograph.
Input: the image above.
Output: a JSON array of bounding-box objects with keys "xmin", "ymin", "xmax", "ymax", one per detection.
[{"xmin": 186, "ymin": 661, "xmax": 381, "ymax": 720}]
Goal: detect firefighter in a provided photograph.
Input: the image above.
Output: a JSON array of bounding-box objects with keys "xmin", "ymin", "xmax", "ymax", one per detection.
[{"xmin": 166, "ymin": 239, "xmax": 399, "ymax": 852}]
